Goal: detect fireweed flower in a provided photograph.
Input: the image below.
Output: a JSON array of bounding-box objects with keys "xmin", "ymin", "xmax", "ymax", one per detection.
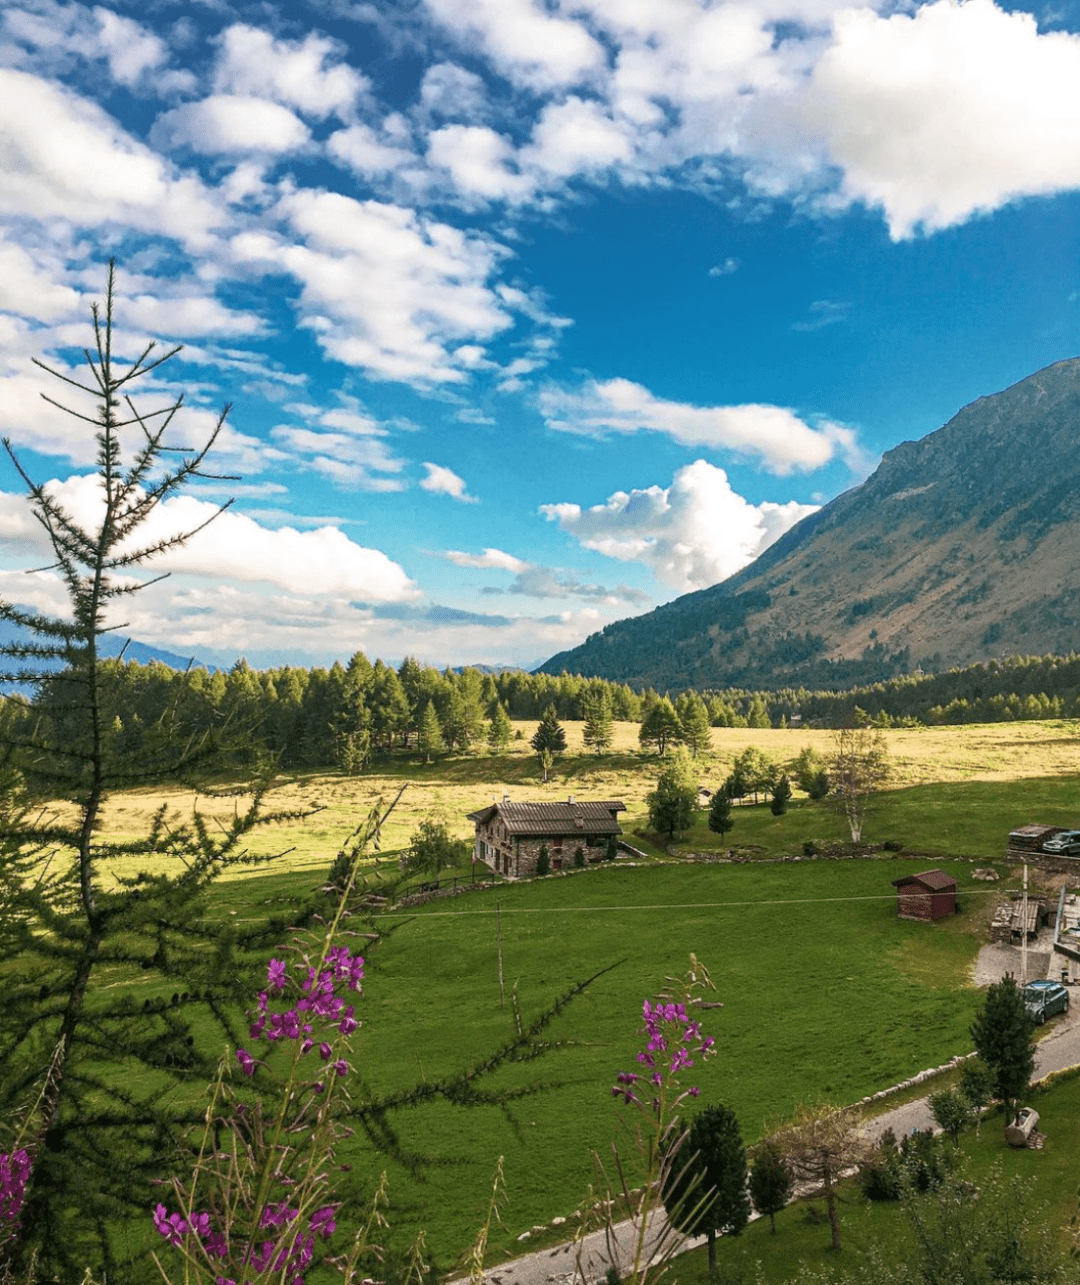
[
  {"xmin": 152, "ymin": 948, "xmax": 364, "ymax": 1280},
  {"xmin": 612, "ymin": 994, "xmax": 716, "ymax": 1109},
  {"xmin": 1, "ymin": 1148, "xmax": 32, "ymax": 1221}
]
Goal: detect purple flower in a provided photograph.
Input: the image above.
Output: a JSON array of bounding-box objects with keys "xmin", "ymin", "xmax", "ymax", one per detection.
[
  {"xmin": 152, "ymin": 1203, "xmax": 189, "ymax": 1246},
  {"xmin": 236, "ymin": 1048, "xmax": 256, "ymax": 1077},
  {"xmin": 267, "ymin": 958, "xmax": 288, "ymax": 993},
  {"xmin": 332, "ymin": 1058, "xmax": 349, "ymax": 1078},
  {"xmin": 310, "ymin": 1205, "xmax": 337, "ymax": 1239}
]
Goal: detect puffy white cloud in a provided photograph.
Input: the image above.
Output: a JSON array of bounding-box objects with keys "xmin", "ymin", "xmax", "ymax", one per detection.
[
  {"xmin": 541, "ymin": 459, "xmax": 818, "ymax": 594},
  {"xmin": 443, "ymin": 548, "xmax": 528, "ymax": 571},
  {"xmin": 0, "ymin": 239, "xmax": 83, "ymax": 324},
  {"xmin": 419, "ymin": 63, "xmax": 491, "ymax": 122},
  {"xmin": 0, "ymin": 477, "xmax": 419, "ymax": 601},
  {"xmin": 213, "ymin": 23, "xmax": 367, "ymax": 120},
  {"xmin": 802, "ymin": 0, "xmax": 1080, "ymax": 236},
  {"xmin": 540, "ymin": 377, "xmax": 858, "ymax": 475},
  {"xmin": 427, "ymin": 125, "xmax": 534, "ymax": 201},
  {"xmin": 1, "ymin": 3, "xmax": 194, "ymax": 94},
  {"xmin": 151, "ymin": 95, "xmax": 311, "ymax": 156},
  {"xmin": 234, "ymin": 191, "xmax": 515, "ymax": 385},
  {"xmin": 424, "ymin": 0, "xmax": 606, "ymax": 90},
  {"xmin": 420, "ymin": 463, "xmax": 477, "ymax": 502},
  {"xmin": 327, "ymin": 123, "xmax": 419, "ymax": 177},
  {"xmin": 92, "ymin": 7, "xmax": 176, "ymax": 89},
  {"xmin": 522, "ymin": 97, "xmax": 634, "ymax": 178},
  {"xmin": 0, "ymin": 69, "xmax": 222, "ymax": 248}
]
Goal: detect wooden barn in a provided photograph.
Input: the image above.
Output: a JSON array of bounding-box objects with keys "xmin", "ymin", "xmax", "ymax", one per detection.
[{"xmin": 891, "ymin": 869, "xmax": 957, "ymax": 922}]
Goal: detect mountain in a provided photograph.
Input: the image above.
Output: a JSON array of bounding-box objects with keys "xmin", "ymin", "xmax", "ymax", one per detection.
[
  {"xmin": 1, "ymin": 608, "xmax": 215, "ymax": 696},
  {"xmin": 539, "ymin": 357, "xmax": 1080, "ymax": 691}
]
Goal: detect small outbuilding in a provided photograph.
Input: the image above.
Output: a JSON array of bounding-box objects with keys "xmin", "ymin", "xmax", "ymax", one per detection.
[
  {"xmin": 891, "ymin": 869, "xmax": 957, "ymax": 921},
  {"xmin": 468, "ymin": 796, "xmax": 625, "ymax": 879}
]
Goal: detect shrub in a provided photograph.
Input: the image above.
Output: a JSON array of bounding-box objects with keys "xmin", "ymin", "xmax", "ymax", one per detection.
[
  {"xmin": 573, "ymin": 846, "xmax": 586, "ymax": 869},
  {"xmin": 536, "ymin": 844, "xmax": 551, "ymax": 877},
  {"xmin": 802, "ymin": 840, "xmax": 821, "ymax": 856}
]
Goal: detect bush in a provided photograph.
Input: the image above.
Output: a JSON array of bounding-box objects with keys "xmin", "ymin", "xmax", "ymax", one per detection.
[
  {"xmin": 860, "ymin": 1127, "xmax": 955, "ymax": 1201},
  {"xmin": 573, "ymin": 846, "xmax": 586, "ymax": 868},
  {"xmin": 536, "ymin": 844, "xmax": 551, "ymax": 877},
  {"xmin": 802, "ymin": 840, "xmax": 820, "ymax": 856}
]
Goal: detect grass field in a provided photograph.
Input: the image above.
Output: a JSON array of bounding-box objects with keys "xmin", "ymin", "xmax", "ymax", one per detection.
[
  {"xmin": 88, "ymin": 717, "xmax": 1080, "ymax": 885},
  {"xmin": 317, "ymin": 856, "xmax": 995, "ymax": 1263},
  {"xmin": 23, "ymin": 718, "xmax": 1080, "ymax": 1273}
]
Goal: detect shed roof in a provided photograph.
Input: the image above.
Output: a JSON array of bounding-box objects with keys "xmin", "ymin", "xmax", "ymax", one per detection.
[
  {"xmin": 468, "ymin": 799, "xmax": 625, "ymax": 836},
  {"xmin": 891, "ymin": 869, "xmax": 956, "ymax": 891}
]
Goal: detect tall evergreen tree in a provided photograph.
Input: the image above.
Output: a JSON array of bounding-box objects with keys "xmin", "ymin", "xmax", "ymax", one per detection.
[
  {"xmin": 0, "ymin": 264, "xmax": 296, "ymax": 1280},
  {"xmin": 582, "ymin": 687, "xmax": 614, "ymax": 755},
  {"xmin": 531, "ymin": 704, "xmax": 567, "ymax": 757},
  {"xmin": 647, "ymin": 747, "xmax": 698, "ymax": 838},
  {"xmin": 486, "ymin": 701, "xmax": 513, "ymax": 754},
  {"xmin": 662, "ymin": 1103, "xmax": 750, "ymax": 1273},
  {"xmin": 675, "ymin": 691, "xmax": 712, "ymax": 757},
  {"xmin": 970, "ymin": 975, "xmax": 1036, "ymax": 1130},
  {"xmin": 708, "ymin": 787, "xmax": 734, "ymax": 837},
  {"xmin": 416, "ymin": 699, "xmax": 444, "ymax": 763}
]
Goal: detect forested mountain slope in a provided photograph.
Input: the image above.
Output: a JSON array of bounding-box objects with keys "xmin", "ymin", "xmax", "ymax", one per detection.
[{"xmin": 540, "ymin": 358, "xmax": 1080, "ymax": 689}]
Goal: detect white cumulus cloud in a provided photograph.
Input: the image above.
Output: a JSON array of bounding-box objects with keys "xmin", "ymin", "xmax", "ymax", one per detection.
[
  {"xmin": 541, "ymin": 459, "xmax": 818, "ymax": 593},
  {"xmin": 420, "ymin": 463, "xmax": 477, "ymax": 502},
  {"xmin": 801, "ymin": 0, "xmax": 1080, "ymax": 236},
  {"xmin": 214, "ymin": 23, "xmax": 368, "ymax": 120},
  {"xmin": 443, "ymin": 547, "xmax": 529, "ymax": 571},
  {"xmin": 540, "ymin": 377, "xmax": 860, "ymax": 475},
  {"xmin": 0, "ymin": 69, "xmax": 222, "ymax": 248},
  {"xmin": 234, "ymin": 191, "xmax": 516, "ymax": 385},
  {"xmin": 151, "ymin": 95, "xmax": 311, "ymax": 156},
  {"xmin": 0, "ymin": 477, "xmax": 419, "ymax": 602}
]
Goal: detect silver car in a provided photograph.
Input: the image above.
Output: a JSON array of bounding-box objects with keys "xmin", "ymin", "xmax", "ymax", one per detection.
[
  {"xmin": 1042, "ymin": 830, "xmax": 1080, "ymax": 855},
  {"xmin": 1022, "ymin": 980, "xmax": 1070, "ymax": 1024}
]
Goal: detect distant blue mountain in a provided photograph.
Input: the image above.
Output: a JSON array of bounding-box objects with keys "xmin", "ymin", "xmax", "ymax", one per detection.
[{"xmin": 1, "ymin": 606, "xmax": 215, "ymax": 695}]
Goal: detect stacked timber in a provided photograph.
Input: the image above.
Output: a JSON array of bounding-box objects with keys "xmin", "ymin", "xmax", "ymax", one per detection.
[{"xmin": 1006, "ymin": 824, "xmax": 1063, "ymax": 862}]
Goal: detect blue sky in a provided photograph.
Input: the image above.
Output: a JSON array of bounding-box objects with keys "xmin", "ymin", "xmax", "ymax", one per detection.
[{"xmin": 1, "ymin": 0, "xmax": 1079, "ymax": 671}]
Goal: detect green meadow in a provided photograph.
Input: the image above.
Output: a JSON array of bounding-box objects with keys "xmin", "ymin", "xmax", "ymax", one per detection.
[{"xmin": 35, "ymin": 717, "xmax": 1080, "ymax": 1269}]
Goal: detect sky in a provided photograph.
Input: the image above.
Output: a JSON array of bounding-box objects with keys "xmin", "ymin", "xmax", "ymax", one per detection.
[{"xmin": 1, "ymin": 0, "xmax": 1079, "ymax": 673}]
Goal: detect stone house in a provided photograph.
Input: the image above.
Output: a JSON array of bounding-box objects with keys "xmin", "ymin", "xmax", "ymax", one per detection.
[{"xmin": 467, "ymin": 797, "xmax": 626, "ymax": 879}]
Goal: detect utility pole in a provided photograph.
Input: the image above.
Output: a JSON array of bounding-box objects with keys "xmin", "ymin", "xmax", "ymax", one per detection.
[{"xmin": 1021, "ymin": 863, "xmax": 1028, "ymax": 985}]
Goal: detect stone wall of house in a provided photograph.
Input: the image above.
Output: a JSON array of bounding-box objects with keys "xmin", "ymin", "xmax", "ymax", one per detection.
[{"xmin": 472, "ymin": 827, "xmax": 613, "ymax": 878}]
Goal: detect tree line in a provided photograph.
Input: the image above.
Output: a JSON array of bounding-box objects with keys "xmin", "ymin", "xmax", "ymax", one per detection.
[{"xmin": 6, "ymin": 647, "xmax": 1079, "ymax": 787}]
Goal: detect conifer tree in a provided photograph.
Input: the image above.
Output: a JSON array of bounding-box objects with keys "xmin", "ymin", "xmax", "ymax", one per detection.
[
  {"xmin": 662, "ymin": 1103, "xmax": 750, "ymax": 1273},
  {"xmin": 582, "ymin": 687, "xmax": 614, "ymax": 755},
  {"xmin": 531, "ymin": 704, "xmax": 567, "ymax": 763},
  {"xmin": 486, "ymin": 701, "xmax": 513, "ymax": 754},
  {"xmin": 416, "ymin": 699, "xmax": 444, "ymax": 763},
  {"xmin": 0, "ymin": 264, "xmax": 300, "ymax": 1280},
  {"xmin": 708, "ymin": 787, "xmax": 734, "ymax": 837},
  {"xmin": 675, "ymin": 691, "xmax": 712, "ymax": 757},
  {"xmin": 647, "ymin": 748, "xmax": 698, "ymax": 838}
]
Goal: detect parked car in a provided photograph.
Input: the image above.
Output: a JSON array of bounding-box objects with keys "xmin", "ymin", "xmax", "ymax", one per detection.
[
  {"xmin": 1042, "ymin": 829, "xmax": 1080, "ymax": 854},
  {"xmin": 1022, "ymin": 980, "xmax": 1070, "ymax": 1024}
]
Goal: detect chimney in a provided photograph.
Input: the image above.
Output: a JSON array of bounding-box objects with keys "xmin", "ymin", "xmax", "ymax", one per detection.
[{"xmin": 568, "ymin": 794, "xmax": 575, "ymax": 804}]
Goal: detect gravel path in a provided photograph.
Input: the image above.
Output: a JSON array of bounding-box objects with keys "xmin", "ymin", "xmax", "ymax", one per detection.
[{"xmin": 455, "ymin": 934, "xmax": 1080, "ymax": 1285}]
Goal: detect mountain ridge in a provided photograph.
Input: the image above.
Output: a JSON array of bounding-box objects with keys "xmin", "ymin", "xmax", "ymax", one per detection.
[{"xmin": 538, "ymin": 357, "xmax": 1080, "ymax": 690}]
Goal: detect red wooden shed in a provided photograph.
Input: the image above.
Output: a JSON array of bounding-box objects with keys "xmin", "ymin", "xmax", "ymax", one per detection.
[{"xmin": 891, "ymin": 869, "xmax": 957, "ymax": 921}]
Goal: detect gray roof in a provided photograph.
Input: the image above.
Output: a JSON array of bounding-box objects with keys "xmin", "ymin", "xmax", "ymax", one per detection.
[{"xmin": 468, "ymin": 799, "xmax": 625, "ymax": 836}]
